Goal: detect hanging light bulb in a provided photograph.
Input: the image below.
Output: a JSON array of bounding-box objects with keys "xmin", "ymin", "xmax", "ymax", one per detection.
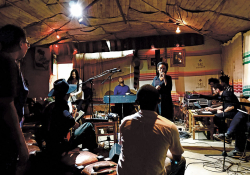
[
  {"xmin": 56, "ymin": 32, "xmax": 60, "ymax": 39},
  {"xmin": 176, "ymin": 26, "xmax": 181, "ymax": 34}
]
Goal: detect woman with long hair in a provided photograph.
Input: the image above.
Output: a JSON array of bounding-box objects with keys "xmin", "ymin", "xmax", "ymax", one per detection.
[{"xmin": 67, "ymin": 69, "xmax": 84, "ymax": 112}]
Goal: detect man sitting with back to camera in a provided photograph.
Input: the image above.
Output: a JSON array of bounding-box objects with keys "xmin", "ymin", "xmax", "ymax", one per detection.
[
  {"xmin": 42, "ymin": 79, "xmax": 97, "ymax": 156},
  {"xmin": 117, "ymin": 84, "xmax": 185, "ymax": 175}
]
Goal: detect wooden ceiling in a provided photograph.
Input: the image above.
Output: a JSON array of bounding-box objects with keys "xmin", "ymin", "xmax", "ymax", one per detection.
[{"xmin": 1, "ymin": 0, "xmax": 250, "ymax": 46}]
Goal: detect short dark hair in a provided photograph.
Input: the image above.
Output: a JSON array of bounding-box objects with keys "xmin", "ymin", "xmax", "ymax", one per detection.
[
  {"xmin": 157, "ymin": 62, "xmax": 168, "ymax": 72},
  {"xmin": 208, "ymin": 78, "xmax": 219, "ymax": 84},
  {"xmin": 136, "ymin": 84, "xmax": 159, "ymax": 110},
  {"xmin": 0, "ymin": 24, "xmax": 26, "ymax": 52},
  {"xmin": 220, "ymin": 75, "xmax": 230, "ymax": 85},
  {"xmin": 213, "ymin": 83, "xmax": 224, "ymax": 91}
]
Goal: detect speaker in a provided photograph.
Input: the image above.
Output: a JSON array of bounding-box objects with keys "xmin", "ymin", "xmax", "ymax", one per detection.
[{"xmin": 109, "ymin": 143, "xmax": 121, "ymax": 163}]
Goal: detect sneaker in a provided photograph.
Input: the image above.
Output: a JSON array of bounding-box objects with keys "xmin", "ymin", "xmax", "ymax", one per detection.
[
  {"xmin": 213, "ymin": 133, "xmax": 232, "ymax": 144},
  {"xmin": 227, "ymin": 149, "xmax": 243, "ymax": 157}
]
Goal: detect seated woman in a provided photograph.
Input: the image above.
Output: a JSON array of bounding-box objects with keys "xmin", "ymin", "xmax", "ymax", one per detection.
[{"xmin": 67, "ymin": 69, "xmax": 85, "ymax": 112}]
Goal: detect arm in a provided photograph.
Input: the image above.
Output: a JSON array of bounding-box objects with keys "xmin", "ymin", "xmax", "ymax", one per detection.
[
  {"xmin": 114, "ymin": 86, "xmax": 118, "ymax": 95},
  {"xmin": 168, "ymin": 124, "xmax": 184, "ymax": 162},
  {"xmin": 206, "ymin": 105, "xmax": 223, "ymax": 111},
  {"xmin": 159, "ymin": 75, "xmax": 172, "ymax": 94},
  {"xmin": 127, "ymin": 86, "xmax": 131, "ymax": 93},
  {"xmin": 71, "ymin": 79, "xmax": 83, "ymax": 97},
  {"xmin": 0, "ymin": 98, "xmax": 29, "ymax": 166}
]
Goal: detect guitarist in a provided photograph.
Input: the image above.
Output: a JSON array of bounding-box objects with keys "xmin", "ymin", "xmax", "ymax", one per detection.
[{"xmin": 205, "ymin": 84, "xmax": 239, "ymax": 135}]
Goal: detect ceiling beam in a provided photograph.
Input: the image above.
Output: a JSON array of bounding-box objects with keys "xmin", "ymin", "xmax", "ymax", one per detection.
[
  {"xmin": 84, "ymin": 0, "xmax": 101, "ymax": 11},
  {"xmin": 115, "ymin": 0, "xmax": 127, "ymax": 24}
]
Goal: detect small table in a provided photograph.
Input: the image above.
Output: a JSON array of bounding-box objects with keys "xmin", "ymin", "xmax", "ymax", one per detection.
[
  {"xmin": 93, "ymin": 122, "xmax": 118, "ymax": 144},
  {"xmin": 188, "ymin": 110, "xmax": 216, "ymax": 140}
]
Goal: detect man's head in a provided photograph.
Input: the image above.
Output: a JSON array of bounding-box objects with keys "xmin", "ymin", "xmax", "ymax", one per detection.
[
  {"xmin": 213, "ymin": 83, "xmax": 224, "ymax": 95},
  {"xmin": 136, "ymin": 84, "xmax": 160, "ymax": 111},
  {"xmin": 48, "ymin": 79, "xmax": 77, "ymax": 99},
  {"xmin": 208, "ymin": 78, "xmax": 219, "ymax": 88},
  {"xmin": 118, "ymin": 77, "xmax": 124, "ymax": 84},
  {"xmin": 0, "ymin": 24, "xmax": 29, "ymax": 58},
  {"xmin": 157, "ymin": 62, "xmax": 168, "ymax": 74},
  {"xmin": 220, "ymin": 75, "xmax": 230, "ymax": 87}
]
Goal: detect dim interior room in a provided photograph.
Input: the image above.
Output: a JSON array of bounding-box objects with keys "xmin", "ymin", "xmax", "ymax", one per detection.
[{"xmin": 1, "ymin": 0, "xmax": 250, "ymax": 175}]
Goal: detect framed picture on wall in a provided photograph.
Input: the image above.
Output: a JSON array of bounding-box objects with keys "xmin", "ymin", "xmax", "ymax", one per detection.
[
  {"xmin": 34, "ymin": 47, "xmax": 50, "ymax": 70},
  {"xmin": 147, "ymin": 57, "xmax": 162, "ymax": 70},
  {"xmin": 170, "ymin": 48, "xmax": 186, "ymax": 67}
]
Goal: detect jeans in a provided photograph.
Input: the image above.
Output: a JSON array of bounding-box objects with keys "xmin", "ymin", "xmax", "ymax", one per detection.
[
  {"xmin": 214, "ymin": 111, "xmax": 237, "ymax": 133},
  {"xmin": 227, "ymin": 112, "xmax": 248, "ymax": 152}
]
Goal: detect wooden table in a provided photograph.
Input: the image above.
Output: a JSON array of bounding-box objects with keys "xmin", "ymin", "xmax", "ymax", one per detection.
[
  {"xmin": 92, "ymin": 122, "xmax": 118, "ymax": 144},
  {"xmin": 188, "ymin": 110, "xmax": 216, "ymax": 140}
]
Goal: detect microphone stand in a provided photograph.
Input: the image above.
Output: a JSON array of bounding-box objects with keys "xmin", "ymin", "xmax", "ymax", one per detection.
[
  {"xmin": 204, "ymin": 93, "xmax": 236, "ymax": 171},
  {"xmin": 101, "ymin": 72, "xmax": 115, "ymax": 115}
]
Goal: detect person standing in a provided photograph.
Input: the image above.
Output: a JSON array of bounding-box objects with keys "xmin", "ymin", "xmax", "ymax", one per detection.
[
  {"xmin": 152, "ymin": 62, "xmax": 173, "ymax": 121},
  {"xmin": 117, "ymin": 84, "xmax": 185, "ymax": 175},
  {"xmin": 0, "ymin": 24, "xmax": 30, "ymax": 175}
]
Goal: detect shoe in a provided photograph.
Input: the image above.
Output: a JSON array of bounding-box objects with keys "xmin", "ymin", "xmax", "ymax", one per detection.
[
  {"xmin": 227, "ymin": 149, "xmax": 243, "ymax": 157},
  {"xmin": 213, "ymin": 133, "xmax": 232, "ymax": 144}
]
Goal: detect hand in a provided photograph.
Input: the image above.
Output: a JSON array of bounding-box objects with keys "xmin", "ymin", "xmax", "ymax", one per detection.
[
  {"xmin": 205, "ymin": 107, "xmax": 211, "ymax": 111},
  {"xmin": 16, "ymin": 145, "xmax": 29, "ymax": 175},
  {"xmin": 156, "ymin": 85, "xmax": 161, "ymax": 90},
  {"xmin": 73, "ymin": 122, "xmax": 80, "ymax": 129},
  {"xmin": 159, "ymin": 72, "xmax": 165, "ymax": 81},
  {"xmin": 217, "ymin": 109, "xmax": 223, "ymax": 113}
]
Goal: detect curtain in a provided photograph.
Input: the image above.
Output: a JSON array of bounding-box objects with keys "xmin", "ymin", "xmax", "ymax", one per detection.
[
  {"xmin": 222, "ymin": 32, "xmax": 243, "ymax": 96},
  {"xmin": 243, "ymin": 31, "xmax": 250, "ymax": 97}
]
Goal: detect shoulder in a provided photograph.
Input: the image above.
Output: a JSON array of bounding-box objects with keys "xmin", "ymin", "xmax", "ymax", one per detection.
[
  {"xmin": 120, "ymin": 113, "xmax": 138, "ymax": 128},
  {"xmin": 156, "ymin": 115, "xmax": 178, "ymax": 131},
  {"xmin": 0, "ymin": 56, "xmax": 19, "ymax": 97},
  {"xmin": 166, "ymin": 75, "xmax": 172, "ymax": 80},
  {"xmin": 153, "ymin": 76, "xmax": 158, "ymax": 80}
]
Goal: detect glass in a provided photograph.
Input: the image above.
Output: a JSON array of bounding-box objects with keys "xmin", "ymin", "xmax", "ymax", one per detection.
[{"xmin": 24, "ymin": 40, "xmax": 30, "ymax": 48}]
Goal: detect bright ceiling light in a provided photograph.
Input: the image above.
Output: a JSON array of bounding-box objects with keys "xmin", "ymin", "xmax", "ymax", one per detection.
[
  {"xmin": 176, "ymin": 26, "xmax": 181, "ymax": 34},
  {"xmin": 70, "ymin": 1, "xmax": 82, "ymax": 18},
  {"xmin": 106, "ymin": 40, "xmax": 111, "ymax": 51}
]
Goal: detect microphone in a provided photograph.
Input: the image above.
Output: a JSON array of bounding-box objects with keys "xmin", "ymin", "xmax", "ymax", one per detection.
[{"xmin": 110, "ymin": 68, "xmax": 121, "ymax": 72}]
